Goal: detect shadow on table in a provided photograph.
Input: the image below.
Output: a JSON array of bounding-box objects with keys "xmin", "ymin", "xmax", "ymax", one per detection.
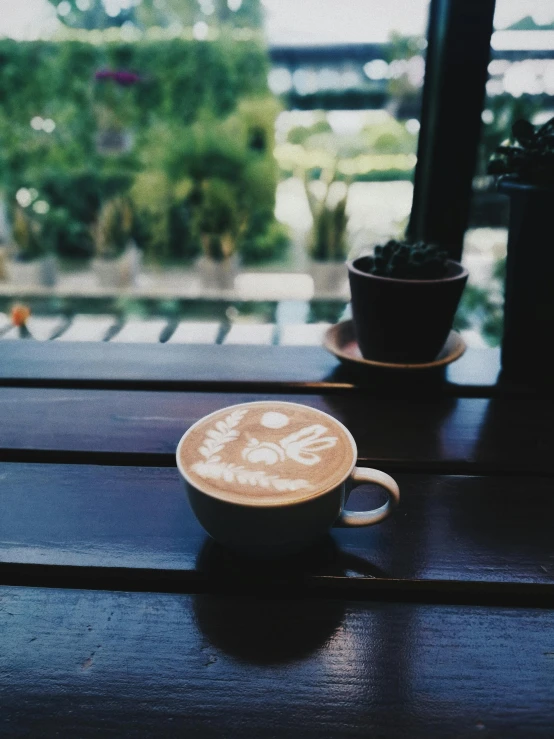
[
  {"xmin": 324, "ymin": 362, "xmax": 449, "ymax": 389},
  {"xmin": 193, "ymin": 591, "xmax": 344, "ymax": 665},
  {"xmin": 195, "ymin": 535, "xmax": 388, "ymax": 582},
  {"xmin": 192, "ymin": 537, "xmax": 387, "ymax": 665}
]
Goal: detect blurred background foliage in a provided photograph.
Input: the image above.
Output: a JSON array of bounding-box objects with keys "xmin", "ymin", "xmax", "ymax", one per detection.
[
  {"xmin": 46, "ymin": 0, "xmax": 263, "ymax": 32},
  {"xmin": 0, "ymin": 0, "xmax": 543, "ymax": 344},
  {"xmin": 0, "ymin": 27, "xmax": 287, "ymax": 264},
  {"xmin": 277, "ymin": 110, "xmax": 418, "ymax": 182}
]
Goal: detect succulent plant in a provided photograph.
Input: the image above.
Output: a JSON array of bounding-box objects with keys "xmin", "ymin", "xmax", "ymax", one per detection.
[
  {"xmin": 371, "ymin": 239, "xmax": 449, "ymax": 279},
  {"xmin": 93, "ymin": 196, "xmax": 133, "ymax": 259},
  {"xmin": 488, "ymin": 116, "xmax": 554, "ymax": 187}
]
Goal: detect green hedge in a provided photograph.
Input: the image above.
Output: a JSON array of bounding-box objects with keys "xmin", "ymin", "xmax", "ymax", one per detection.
[
  {"xmin": 0, "ymin": 37, "xmax": 268, "ymax": 151},
  {"xmin": 0, "ymin": 38, "xmax": 288, "ymax": 263}
]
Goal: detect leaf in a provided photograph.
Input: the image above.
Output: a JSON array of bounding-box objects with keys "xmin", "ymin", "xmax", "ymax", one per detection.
[
  {"xmin": 512, "ymin": 119, "xmax": 535, "ymax": 147},
  {"xmin": 227, "ymin": 409, "xmax": 248, "ymax": 427}
]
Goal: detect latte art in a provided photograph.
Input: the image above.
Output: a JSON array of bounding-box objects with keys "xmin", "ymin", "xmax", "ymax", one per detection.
[
  {"xmin": 179, "ymin": 401, "xmax": 356, "ymax": 505},
  {"xmin": 242, "ymin": 440, "xmax": 285, "ymax": 465},
  {"xmin": 240, "ymin": 424, "xmax": 338, "ymax": 468}
]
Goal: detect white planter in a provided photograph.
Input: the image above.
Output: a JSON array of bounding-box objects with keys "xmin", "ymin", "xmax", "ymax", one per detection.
[
  {"xmin": 197, "ymin": 254, "xmax": 238, "ymax": 290},
  {"xmin": 309, "ymin": 260, "xmax": 348, "ymax": 295},
  {"xmin": 8, "ymin": 254, "xmax": 58, "ymax": 287},
  {"xmin": 92, "ymin": 243, "xmax": 141, "ymax": 288}
]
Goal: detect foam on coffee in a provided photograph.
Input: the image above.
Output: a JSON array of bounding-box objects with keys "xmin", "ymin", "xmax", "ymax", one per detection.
[{"xmin": 178, "ymin": 401, "xmax": 356, "ymax": 505}]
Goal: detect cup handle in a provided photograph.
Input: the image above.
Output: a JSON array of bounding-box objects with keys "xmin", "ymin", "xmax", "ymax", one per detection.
[{"xmin": 335, "ymin": 466, "xmax": 400, "ymax": 527}]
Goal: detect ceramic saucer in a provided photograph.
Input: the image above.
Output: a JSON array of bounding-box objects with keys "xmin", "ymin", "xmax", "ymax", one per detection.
[{"xmin": 323, "ymin": 319, "xmax": 466, "ymax": 371}]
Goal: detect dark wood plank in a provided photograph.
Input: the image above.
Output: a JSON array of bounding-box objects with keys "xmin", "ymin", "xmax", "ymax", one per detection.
[
  {"xmin": 1, "ymin": 586, "xmax": 553, "ymax": 738},
  {"xmin": 0, "ymin": 342, "xmax": 501, "ymax": 392},
  {"xmin": 2, "ymin": 388, "xmax": 553, "ymax": 474},
  {"xmin": 1, "ymin": 464, "xmax": 553, "ymax": 594}
]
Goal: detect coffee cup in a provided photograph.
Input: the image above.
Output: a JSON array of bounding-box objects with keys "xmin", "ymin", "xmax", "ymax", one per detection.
[{"xmin": 176, "ymin": 400, "xmax": 399, "ymax": 556}]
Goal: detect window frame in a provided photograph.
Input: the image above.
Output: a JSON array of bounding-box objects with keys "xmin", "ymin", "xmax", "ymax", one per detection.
[{"xmin": 409, "ymin": 0, "xmax": 496, "ymax": 259}]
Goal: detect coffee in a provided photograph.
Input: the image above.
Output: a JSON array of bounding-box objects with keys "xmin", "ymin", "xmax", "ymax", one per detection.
[
  {"xmin": 177, "ymin": 400, "xmax": 400, "ymax": 555},
  {"xmin": 179, "ymin": 401, "xmax": 355, "ymax": 506}
]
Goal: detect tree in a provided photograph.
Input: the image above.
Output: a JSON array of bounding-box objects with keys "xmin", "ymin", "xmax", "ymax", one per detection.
[
  {"xmin": 47, "ymin": 0, "xmax": 136, "ymax": 29},
  {"xmin": 47, "ymin": 0, "xmax": 263, "ymax": 31}
]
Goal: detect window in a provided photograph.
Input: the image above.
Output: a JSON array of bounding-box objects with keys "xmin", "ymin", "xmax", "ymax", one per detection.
[
  {"xmin": 461, "ymin": 0, "xmax": 554, "ymax": 347},
  {"xmin": 0, "ymin": 0, "xmax": 432, "ymax": 344}
]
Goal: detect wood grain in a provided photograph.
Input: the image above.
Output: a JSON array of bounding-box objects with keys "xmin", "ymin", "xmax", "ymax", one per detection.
[
  {"xmin": 1, "ymin": 463, "xmax": 553, "ymax": 593},
  {"xmin": 1, "ymin": 388, "xmax": 553, "ymax": 474},
  {"xmin": 1, "ymin": 586, "xmax": 553, "ymax": 737},
  {"xmin": 0, "ymin": 341, "xmax": 501, "ymax": 391}
]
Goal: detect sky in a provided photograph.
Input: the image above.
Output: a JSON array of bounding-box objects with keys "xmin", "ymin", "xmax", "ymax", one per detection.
[
  {"xmin": 263, "ymin": 0, "xmax": 429, "ymax": 44},
  {"xmin": 0, "ymin": 0, "xmax": 553, "ymax": 43}
]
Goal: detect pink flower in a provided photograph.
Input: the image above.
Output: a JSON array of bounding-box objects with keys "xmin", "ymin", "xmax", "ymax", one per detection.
[
  {"xmin": 95, "ymin": 69, "xmax": 141, "ymax": 86},
  {"xmin": 95, "ymin": 69, "xmax": 113, "ymax": 81},
  {"xmin": 114, "ymin": 71, "xmax": 141, "ymax": 86}
]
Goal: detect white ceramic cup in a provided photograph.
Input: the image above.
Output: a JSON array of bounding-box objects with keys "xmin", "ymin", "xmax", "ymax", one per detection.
[{"xmin": 176, "ymin": 401, "xmax": 400, "ymax": 556}]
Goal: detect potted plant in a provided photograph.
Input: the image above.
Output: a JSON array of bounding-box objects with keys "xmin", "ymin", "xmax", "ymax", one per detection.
[
  {"xmin": 92, "ymin": 196, "xmax": 141, "ymax": 288},
  {"xmin": 303, "ymin": 170, "xmax": 349, "ymax": 295},
  {"xmin": 194, "ymin": 179, "xmax": 240, "ymax": 290},
  {"xmin": 8, "ymin": 205, "xmax": 58, "ymax": 287},
  {"xmin": 347, "ymin": 239, "xmax": 468, "ymax": 363},
  {"xmin": 488, "ymin": 115, "xmax": 554, "ymax": 380}
]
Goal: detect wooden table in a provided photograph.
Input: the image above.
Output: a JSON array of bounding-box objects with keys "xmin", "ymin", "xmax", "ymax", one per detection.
[{"xmin": 1, "ymin": 341, "xmax": 553, "ymax": 737}]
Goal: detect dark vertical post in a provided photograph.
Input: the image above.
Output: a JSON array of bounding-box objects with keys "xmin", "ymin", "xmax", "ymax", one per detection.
[{"xmin": 408, "ymin": 0, "xmax": 496, "ymax": 259}]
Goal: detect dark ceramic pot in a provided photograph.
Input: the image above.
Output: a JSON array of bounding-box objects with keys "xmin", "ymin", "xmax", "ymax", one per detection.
[
  {"xmin": 498, "ymin": 179, "xmax": 554, "ymax": 381},
  {"xmin": 347, "ymin": 256, "xmax": 468, "ymax": 363}
]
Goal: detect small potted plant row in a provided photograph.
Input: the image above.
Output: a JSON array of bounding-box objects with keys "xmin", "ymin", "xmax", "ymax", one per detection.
[
  {"xmin": 194, "ymin": 178, "xmax": 240, "ymax": 290},
  {"xmin": 92, "ymin": 196, "xmax": 141, "ymax": 288},
  {"xmin": 9, "ymin": 205, "xmax": 57, "ymax": 287},
  {"xmin": 304, "ymin": 169, "xmax": 349, "ymax": 294}
]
